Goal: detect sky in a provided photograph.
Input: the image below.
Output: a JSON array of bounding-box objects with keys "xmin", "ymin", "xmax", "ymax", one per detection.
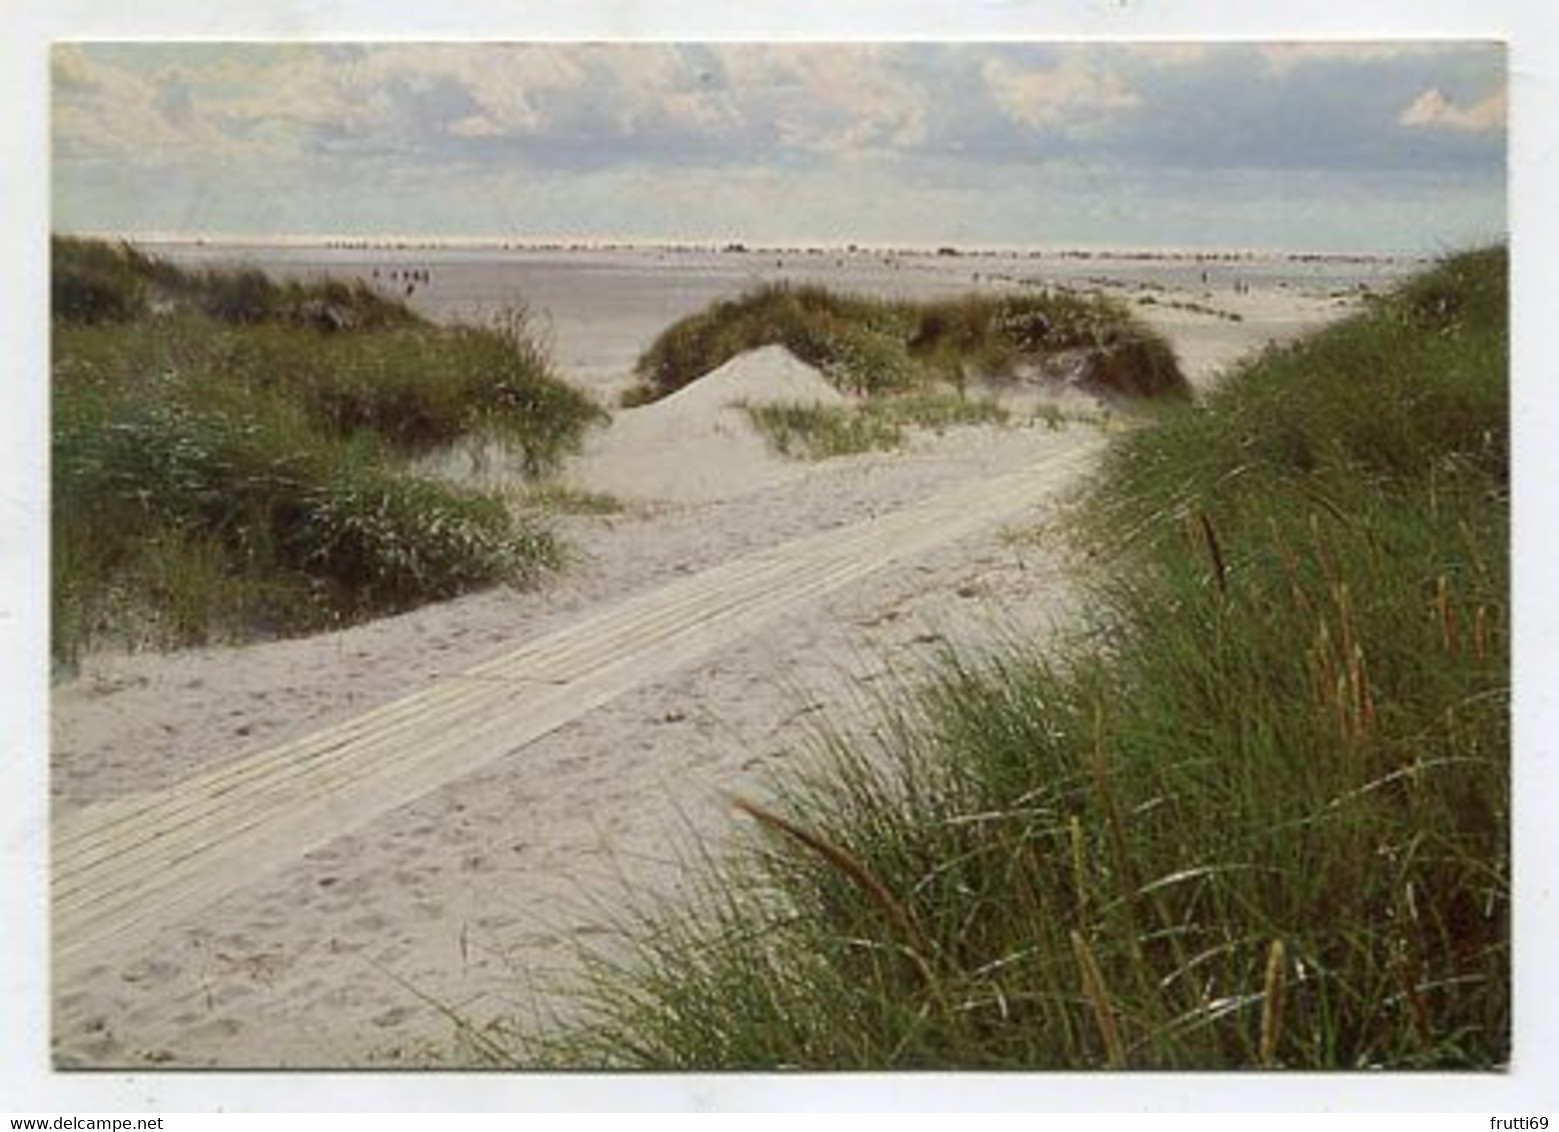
[{"xmin": 51, "ymin": 41, "xmax": 1507, "ymax": 253}]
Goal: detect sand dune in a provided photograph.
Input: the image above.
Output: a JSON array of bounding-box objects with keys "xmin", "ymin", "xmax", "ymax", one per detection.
[{"xmin": 568, "ymin": 345, "xmax": 849, "ymax": 505}]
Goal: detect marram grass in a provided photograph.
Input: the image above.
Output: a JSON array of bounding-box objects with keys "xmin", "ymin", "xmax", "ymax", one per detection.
[
  {"xmin": 740, "ymin": 392, "xmax": 1011, "ymax": 460},
  {"xmin": 51, "ymin": 237, "xmax": 601, "ymax": 667},
  {"xmin": 625, "ymin": 282, "xmax": 1188, "ymax": 407}
]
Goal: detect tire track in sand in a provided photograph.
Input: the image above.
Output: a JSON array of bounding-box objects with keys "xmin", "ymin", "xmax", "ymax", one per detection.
[{"xmin": 53, "ymin": 432, "xmax": 1102, "ymax": 985}]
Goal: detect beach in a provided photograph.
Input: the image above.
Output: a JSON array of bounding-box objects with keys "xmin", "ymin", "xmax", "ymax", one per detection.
[
  {"xmin": 141, "ymin": 241, "xmax": 1414, "ymax": 401},
  {"xmin": 50, "ymin": 244, "xmax": 1411, "ymax": 1067}
]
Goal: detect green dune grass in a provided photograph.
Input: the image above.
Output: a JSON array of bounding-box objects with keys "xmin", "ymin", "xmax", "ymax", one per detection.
[
  {"xmin": 741, "ymin": 392, "xmax": 1012, "ymax": 460},
  {"xmin": 624, "ymin": 282, "xmax": 1188, "ymax": 406},
  {"xmin": 51, "ymin": 237, "xmax": 603, "ymax": 668}
]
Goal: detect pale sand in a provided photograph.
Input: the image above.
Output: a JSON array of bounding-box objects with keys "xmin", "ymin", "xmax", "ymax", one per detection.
[
  {"xmin": 569, "ymin": 344, "xmax": 850, "ymax": 504},
  {"xmin": 48, "ymin": 273, "xmax": 1357, "ymax": 1068}
]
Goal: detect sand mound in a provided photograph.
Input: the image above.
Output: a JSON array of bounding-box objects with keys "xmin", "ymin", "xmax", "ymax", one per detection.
[
  {"xmin": 567, "ymin": 346, "xmax": 849, "ymax": 504},
  {"xmin": 641, "ymin": 344, "xmax": 849, "ymax": 415}
]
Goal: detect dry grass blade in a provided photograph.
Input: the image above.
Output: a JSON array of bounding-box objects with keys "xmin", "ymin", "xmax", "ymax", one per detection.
[
  {"xmin": 1436, "ymin": 574, "xmax": 1458, "ymax": 655},
  {"xmin": 1070, "ymin": 929, "xmax": 1127, "ymax": 1068},
  {"xmin": 1259, "ymin": 938, "xmax": 1286, "ymax": 1067},
  {"xmin": 1068, "ymin": 813, "xmax": 1089, "ymax": 921},
  {"xmin": 730, "ymin": 794, "xmax": 936, "ymax": 993},
  {"xmin": 1198, "ymin": 510, "xmax": 1229, "ymax": 599},
  {"xmin": 1089, "ymin": 705, "xmax": 1139, "ymax": 906}
]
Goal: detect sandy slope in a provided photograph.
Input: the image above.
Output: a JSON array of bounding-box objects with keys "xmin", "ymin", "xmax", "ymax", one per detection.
[
  {"xmin": 48, "ymin": 276, "xmax": 1356, "ymax": 1068},
  {"xmin": 569, "ymin": 344, "xmax": 849, "ymax": 504}
]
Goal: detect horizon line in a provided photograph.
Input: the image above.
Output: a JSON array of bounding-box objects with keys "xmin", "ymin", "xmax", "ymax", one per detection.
[{"xmin": 56, "ymin": 227, "xmax": 1443, "ymax": 262}]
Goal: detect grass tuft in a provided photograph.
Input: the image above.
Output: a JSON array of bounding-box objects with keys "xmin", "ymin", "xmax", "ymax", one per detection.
[
  {"xmin": 743, "ymin": 393, "xmax": 1011, "ymax": 460},
  {"xmin": 51, "ymin": 237, "xmax": 601, "ymax": 668},
  {"xmin": 731, "ymin": 795, "xmax": 938, "ymax": 994}
]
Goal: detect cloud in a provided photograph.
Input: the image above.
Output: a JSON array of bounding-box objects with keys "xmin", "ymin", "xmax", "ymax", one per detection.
[
  {"xmin": 53, "ymin": 42, "xmax": 1507, "ymax": 176},
  {"xmin": 448, "ymin": 114, "xmax": 504, "ymax": 139},
  {"xmin": 49, "ymin": 42, "xmax": 1507, "ymax": 251},
  {"xmin": 725, "ymin": 45, "xmax": 930, "ymax": 153},
  {"xmin": 981, "ymin": 54, "xmax": 1141, "ymax": 131},
  {"xmin": 52, "ymin": 53, "xmax": 210, "ymax": 166},
  {"xmin": 51, "ymin": 44, "xmax": 346, "ymax": 164},
  {"xmin": 1079, "ymin": 44, "xmax": 1506, "ymax": 174},
  {"xmin": 1400, "ymin": 86, "xmax": 1507, "ymax": 132}
]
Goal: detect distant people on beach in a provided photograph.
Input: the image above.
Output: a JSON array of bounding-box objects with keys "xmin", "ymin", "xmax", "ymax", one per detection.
[{"xmin": 371, "ymin": 266, "xmax": 430, "ymax": 295}]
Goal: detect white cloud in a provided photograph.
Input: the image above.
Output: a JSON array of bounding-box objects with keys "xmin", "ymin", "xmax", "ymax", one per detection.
[
  {"xmin": 981, "ymin": 55, "xmax": 1140, "ymax": 131},
  {"xmin": 448, "ymin": 114, "xmax": 504, "ymax": 139},
  {"xmin": 51, "ymin": 45, "xmax": 240, "ymax": 160},
  {"xmin": 1400, "ymin": 86, "xmax": 1507, "ymax": 132}
]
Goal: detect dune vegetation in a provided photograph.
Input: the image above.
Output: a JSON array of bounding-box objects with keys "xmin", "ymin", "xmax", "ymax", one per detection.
[
  {"xmin": 624, "ymin": 283, "xmax": 1189, "ymax": 409},
  {"xmin": 741, "ymin": 392, "xmax": 1013, "ymax": 460},
  {"xmin": 51, "ymin": 236, "xmax": 603, "ymax": 670},
  {"xmin": 511, "ymin": 248, "xmax": 1508, "ymax": 1070}
]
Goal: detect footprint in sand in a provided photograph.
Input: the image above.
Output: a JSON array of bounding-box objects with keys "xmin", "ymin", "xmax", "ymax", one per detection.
[
  {"xmin": 187, "ymin": 1016, "xmax": 244, "ymax": 1042},
  {"xmin": 371, "ymin": 1004, "xmax": 415, "ymax": 1028},
  {"xmin": 120, "ymin": 956, "xmax": 181, "ymax": 986},
  {"xmin": 345, "ymin": 912, "xmax": 389, "ymax": 933}
]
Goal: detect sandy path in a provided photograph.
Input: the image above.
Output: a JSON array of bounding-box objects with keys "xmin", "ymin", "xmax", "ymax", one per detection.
[
  {"xmin": 54, "ymin": 433, "xmax": 1097, "ymax": 981},
  {"xmin": 51, "ymin": 421, "xmax": 1101, "ymax": 1067}
]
